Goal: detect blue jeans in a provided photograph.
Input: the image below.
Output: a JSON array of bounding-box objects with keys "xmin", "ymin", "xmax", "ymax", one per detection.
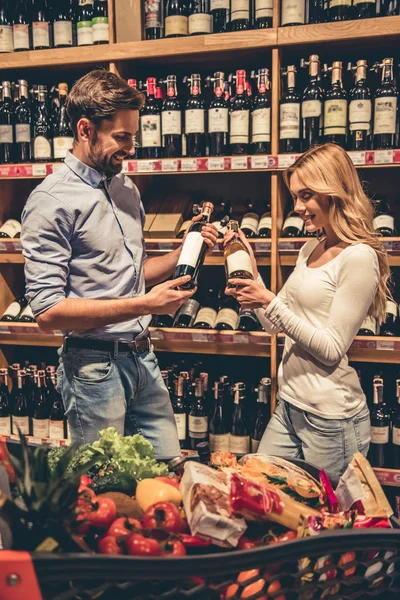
[
  {"xmin": 57, "ymin": 346, "xmax": 180, "ymax": 460},
  {"xmin": 258, "ymin": 399, "xmax": 371, "ymax": 485}
]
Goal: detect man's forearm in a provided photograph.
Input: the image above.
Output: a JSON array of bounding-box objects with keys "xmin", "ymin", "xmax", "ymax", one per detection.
[
  {"xmin": 144, "ymin": 247, "xmax": 181, "ymax": 287},
  {"xmin": 36, "ymin": 296, "xmax": 150, "ymax": 332}
]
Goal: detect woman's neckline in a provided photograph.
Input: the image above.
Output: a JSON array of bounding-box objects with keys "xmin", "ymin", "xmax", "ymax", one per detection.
[{"xmin": 305, "ymin": 239, "xmax": 352, "ymax": 270}]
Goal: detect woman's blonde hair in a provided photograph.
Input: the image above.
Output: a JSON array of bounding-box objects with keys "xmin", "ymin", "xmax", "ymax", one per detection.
[{"xmin": 283, "ymin": 143, "xmax": 390, "ymax": 323}]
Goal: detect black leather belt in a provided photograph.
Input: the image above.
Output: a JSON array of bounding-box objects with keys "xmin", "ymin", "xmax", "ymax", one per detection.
[{"xmin": 63, "ymin": 334, "xmax": 151, "ymax": 354}]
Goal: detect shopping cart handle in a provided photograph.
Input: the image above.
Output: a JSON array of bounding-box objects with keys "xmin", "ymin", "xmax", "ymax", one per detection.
[{"xmin": 0, "ymin": 551, "xmax": 43, "ymax": 600}]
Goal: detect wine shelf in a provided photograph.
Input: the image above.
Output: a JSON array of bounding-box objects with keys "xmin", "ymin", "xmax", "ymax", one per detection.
[{"xmin": 0, "ymin": 433, "xmax": 70, "ymax": 449}]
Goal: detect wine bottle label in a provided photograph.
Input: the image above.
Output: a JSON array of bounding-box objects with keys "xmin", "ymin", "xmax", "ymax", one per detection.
[
  {"xmin": 194, "ymin": 307, "xmax": 217, "ymax": 328},
  {"xmin": 0, "ymin": 25, "xmax": 13, "ymax": 53},
  {"xmin": 230, "ymin": 434, "xmax": 250, "ymax": 454},
  {"xmin": 53, "ymin": 21, "xmax": 73, "ymax": 46},
  {"xmin": 241, "ymin": 213, "xmax": 259, "ymax": 234},
  {"xmin": 256, "ymin": 0, "xmax": 273, "ymax": 18},
  {"xmin": 12, "ymin": 415, "xmax": 29, "ymax": 435},
  {"xmin": 208, "ymin": 108, "xmax": 229, "ymax": 134},
  {"xmin": 189, "ymin": 13, "xmax": 212, "ymax": 34},
  {"xmin": 189, "ymin": 415, "xmax": 208, "ymax": 435},
  {"xmin": 280, "ymin": 103, "xmax": 300, "ymax": 139},
  {"xmin": 215, "ymin": 308, "xmax": 239, "ymax": 329},
  {"xmin": 77, "ymin": 21, "xmax": 94, "ymax": 46},
  {"xmin": 210, "ymin": 0, "xmax": 229, "ymax": 9},
  {"xmin": 251, "ymin": 438, "xmax": 261, "ymax": 453},
  {"xmin": 53, "ymin": 136, "xmax": 74, "ymax": 159},
  {"xmin": 0, "ymin": 125, "xmax": 13, "ymax": 144},
  {"xmin": 385, "ymin": 300, "xmax": 398, "ymax": 317},
  {"xmin": 49, "ymin": 420, "xmax": 65, "ymax": 440},
  {"xmin": 374, "ymin": 97, "xmax": 397, "ymax": 135},
  {"xmin": 281, "ymin": 0, "xmax": 305, "ymax": 25},
  {"xmin": 251, "ymin": 108, "xmax": 271, "ymax": 143},
  {"xmin": 3, "ymin": 301, "xmax": 22, "ymax": 318},
  {"xmin": 182, "ymin": 133, "xmax": 187, "ymax": 156},
  {"xmin": 165, "ymin": 15, "xmax": 188, "ymax": 37},
  {"xmin": 162, "ymin": 110, "xmax": 182, "ymax": 135},
  {"xmin": 329, "ymin": 0, "xmax": 351, "ymax": 6},
  {"xmin": 209, "ymin": 433, "xmax": 230, "ymax": 452},
  {"xmin": 360, "ymin": 315, "xmax": 377, "ymax": 334},
  {"xmin": 34, "ymin": 136, "xmax": 52, "ymax": 159},
  {"xmin": 185, "ymin": 109, "xmax": 205, "ymax": 134},
  {"xmin": 141, "ymin": 114, "xmax": 161, "ymax": 147},
  {"xmin": 0, "ymin": 220, "xmax": 21, "ymax": 238},
  {"xmin": 92, "ymin": 17, "xmax": 109, "ymax": 43},
  {"xmin": 371, "ymin": 426, "xmax": 389, "ymax": 444},
  {"xmin": 13, "ymin": 24, "xmax": 30, "ymax": 50},
  {"xmin": 258, "ymin": 214, "xmax": 272, "ymax": 232},
  {"xmin": 177, "ymin": 231, "xmax": 204, "ymax": 268},
  {"xmin": 231, "ymin": 0, "xmax": 250, "ymax": 19},
  {"xmin": 393, "ymin": 426, "xmax": 400, "ymax": 446},
  {"xmin": 19, "ymin": 304, "xmax": 34, "ymax": 319},
  {"xmin": 0, "ymin": 416, "xmax": 10, "ymax": 436},
  {"xmin": 144, "ymin": 0, "xmax": 162, "ymax": 28},
  {"xmin": 349, "ymin": 99, "xmax": 372, "ymax": 131},
  {"xmin": 33, "ymin": 418, "xmax": 49, "ymax": 439},
  {"xmin": 373, "ymin": 214, "xmax": 395, "ymax": 231},
  {"xmin": 302, "ymin": 100, "xmax": 322, "ymax": 118},
  {"xmin": 174, "ymin": 413, "xmax": 187, "ymax": 440},
  {"xmin": 227, "ymin": 250, "xmax": 253, "ymax": 276},
  {"xmin": 179, "ymin": 298, "xmax": 201, "ymax": 318},
  {"xmin": 283, "ymin": 216, "xmax": 303, "ymax": 231},
  {"xmin": 324, "ymin": 99, "xmax": 347, "ymax": 135},
  {"xmin": 15, "ymin": 124, "xmax": 31, "ymax": 143},
  {"xmin": 32, "ymin": 22, "xmax": 50, "ymax": 48},
  {"xmin": 230, "ymin": 111, "xmax": 249, "ymax": 144}
]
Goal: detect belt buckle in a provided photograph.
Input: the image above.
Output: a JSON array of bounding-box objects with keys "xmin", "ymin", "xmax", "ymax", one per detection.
[{"xmin": 127, "ymin": 336, "xmax": 149, "ymax": 353}]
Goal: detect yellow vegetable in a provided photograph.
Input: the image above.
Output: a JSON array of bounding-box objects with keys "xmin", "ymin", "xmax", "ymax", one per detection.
[{"xmin": 135, "ymin": 478, "xmax": 182, "ymax": 512}]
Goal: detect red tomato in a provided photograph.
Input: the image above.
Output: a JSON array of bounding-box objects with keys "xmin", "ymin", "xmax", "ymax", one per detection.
[
  {"xmin": 125, "ymin": 533, "xmax": 162, "ymax": 556},
  {"xmin": 107, "ymin": 517, "xmax": 142, "ymax": 538},
  {"xmin": 237, "ymin": 536, "xmax": 258, "ymax": 550},
  {"xmin": 277, "ymin": 531, "xmax": 297, "ymax": 543},
  {"xmin": 87, "ymin": 497, "xmax": 117, "ymax": 530},
  {"xmin": 163, "ymin": 539, "xmax": 186, "ymax": 556},
  {"xmin": 180, "ymin": 534, "xmax": 211, "ymax": 548},
  {"xmin": 339, "ymin": 551, "xmax": 356, "ymax": 577},
  {"xmin": 97, "ymin": 535, "xmax": 124, "ymax": 555},
  {"xmin": 155, "ymin": 476, "xmax": 181, "ymax": 489},
  {"xmin": 142, "ymin": 501, "xmax": 184, "ymax": 533},
  {"xmin": 78, "ymin": 475, "xmax": 93, "ymax": 493}
]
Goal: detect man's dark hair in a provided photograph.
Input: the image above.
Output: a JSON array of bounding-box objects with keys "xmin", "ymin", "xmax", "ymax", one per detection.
[{"xmin": 66, "ymin": 70, "xmax": 144, "ymax": 140}]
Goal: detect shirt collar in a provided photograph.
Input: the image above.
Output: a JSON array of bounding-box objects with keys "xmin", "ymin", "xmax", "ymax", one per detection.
[{"xmin": 64, "ymin": 152, "xmax": 111, "ymax": 189}]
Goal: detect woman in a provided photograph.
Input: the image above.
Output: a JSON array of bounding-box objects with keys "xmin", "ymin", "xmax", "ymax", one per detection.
[{"xmin": 225, "ymin": 143, "xmax": 390, "ymax": 483}]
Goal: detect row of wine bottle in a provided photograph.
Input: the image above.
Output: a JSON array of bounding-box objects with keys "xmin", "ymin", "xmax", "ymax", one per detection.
[
  {"xmin": 369, "ymin": 376, "xmax": 400, "ymax": 469},
  {"xmin": 0, "ymin": 0, "xmax": 109, "ymax": 53},
  {"xmin": 0, "ymin": 364, "xmax": 68, "ymax": 440}
]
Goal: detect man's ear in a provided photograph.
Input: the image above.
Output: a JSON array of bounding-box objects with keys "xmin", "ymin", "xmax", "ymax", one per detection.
[{"xmin": 76, "ymin": 117, "xmax": 92, "ymax": 142}]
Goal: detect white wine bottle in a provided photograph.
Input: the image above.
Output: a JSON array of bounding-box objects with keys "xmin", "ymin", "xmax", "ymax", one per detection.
[{"xmin": 224, "ymin": 220, "xmax": 254, "ymax": 287}]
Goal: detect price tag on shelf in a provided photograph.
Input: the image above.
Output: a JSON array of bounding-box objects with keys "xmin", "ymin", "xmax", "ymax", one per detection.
[
  {"xmin": 250, "ymin": 156, "xmax": 269, "ymax": 170},
  {"xmin": 32, "ymin": 163, "xmax": 47, "ymax": 177},
  {"xmin": 52, "ymin": 163, "xmax": 64, "ymax": 172},
  {"xmin": 278, "ymin": 154, "xmax": 297, "ymax": 168},
  {"xmin": 376, "ymin": 340, "xmax": 395, "ymax": 351},
  {"xmin": 208, "ymin": 157, "xmax": 224, "ymax": 171},
  {"xmin": 151, "ymin": 329, "xmax": 164, "ymax": 340},
  {"xmin": 231, "ymin": 157, "xmax": 248, "ymax": 170},
  {"xmin": 254, "ymin": 241, "xmax": 271, "ymax": 253},
  {"xmin": 192, "ymin": 332, "xmax": 209, "ymax": 342},
  {"xmin": 233, "ymin": 334, "xmax": 249, "ymax": 344},
  {"xmin": 0, "ymin": 242, "xmax": 8, "ymax": 252},
  {"xmin": 159, "ymin": 242, "xmax": 174, "ymax": 251},
  {"xmin": 374, "ymin": 150, "xmax": 393, "ymax": 164},
  {"xmin": 162, "ymin": 159, "xmax": 178, "ymax": 172},
  {"xmin": 347, "ymin": 151, "xmax": 366, "ymax": 166},
  {"xmin": 181, "ymin": 158, "xmax": 197, "ymax": 172},
  {"xmin": 121, "ymin": 161, "xmax": 129, "ymax": 173},
  {"xmin": 138, "ymin": 160, "xmax": 154, "ymax": 172}
]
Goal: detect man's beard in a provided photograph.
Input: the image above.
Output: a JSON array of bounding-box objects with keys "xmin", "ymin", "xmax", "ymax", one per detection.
[{"xmin": 88, "ymin": 131, "xmax": 123, "ymax": 177}]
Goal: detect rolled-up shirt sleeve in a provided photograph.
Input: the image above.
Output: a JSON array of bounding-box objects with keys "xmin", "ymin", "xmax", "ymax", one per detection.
[{"xmin": 21, "ymin": 190, "xmax": 74, "ymax": 318}]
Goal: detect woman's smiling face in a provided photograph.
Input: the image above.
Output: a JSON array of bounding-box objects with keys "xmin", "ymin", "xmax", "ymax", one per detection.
[{"xmin": 289, "ymin": 171, "xmax": 330, "ymax": 233}]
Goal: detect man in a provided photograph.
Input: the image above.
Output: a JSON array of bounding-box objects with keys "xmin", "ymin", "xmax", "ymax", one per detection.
[{"xmin": 21, "ymin": 70, "xmax": 217, "ymax": 458}]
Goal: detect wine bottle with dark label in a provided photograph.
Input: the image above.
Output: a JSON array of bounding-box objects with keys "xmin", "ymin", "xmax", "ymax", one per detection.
[
  {"xmin": 373, "ymin": 58, "xmax": 398, "ymax": 150},
  {"xmin": 323, "ymin": 61, "xmax": 347, "ymax": 147},
  {"xmin": 173, "ymin": 295, "xmax": 201, "ymax": 327},
  {"xmin": 301, "ymin": 55, "xmax": 324, "ymax": 151},
  {"xmin": 140, "ymin": 77, "xmax": 162, "ymax": 159},
  {"xmin": 0, "ymin": 81, "xmax": 14, "ymax": 164},
  {"xmin": 229, "ymin": 0, "xmax": 250, "ymax": 30},
  {"xmin": 281, "ymin": 0, "xmax": 305, "ymax": 25},
  {"xmin": 373, "ymin": 199, "xmax": 395, "ymax": 236},
  {"xmin": 309, "ymin": 0, "xmax": 325, "ymax": 22},
  {"xmin": 0, "ymin": 0, "xmax": 14, "ymax": 53},
  {"xmin": 229, "ymin": 70, "xmax": 250, "ymax": 155},
  {"xmin": 53, "ymin": 0, "xmax": 73, "ymax": 47},
  {"xmin": 225, "ymin": 220, "xmax": 254, "ymax": 285},
  {"xmin": 11, "ymin": 369, "xmax": 31, "ymax": 435},
  {"xmin": 173, "ymin": 375, "xmax": 188, "ymax": 448},
  {"xmin": 352, "ymin": 0, "xmax": 376, "ymax": 18},
  {"xmin": 328, "ymin": 0, "xmax": 351, "ymax": 20},
  {"xmin": 53, "ymin": 83, "xmax": 74, "ymax": 160},
  {"xmin": 144, "ymin": 0, "xmax": 163, "ymax": 39},
  {"xmin": 162, "ymin": 75, "xmax": 182, "ymax": 158},
  {"xmin": 92, "ymin": 0, "xmax": 109, "ymax": 43},
  {"xmin": 32, "ymin": 370, "xmax": 50, "ymax": 438},
  {"xmin": 0, "ymin": 368, "xmax": 11, "ymax": 436},
  {"xmin": 184, "ymin": 73, "xmax": 206, "ymax": 157},
  {"xmin": 47, "ymin": 369, "xmax": 66, "ymax": 440},
  {"xmin": 165, "ymin": 0, "xmax": 188, "ymax": 37},
  {"xmin": 280, "ymin": 65, "xmax": 301, "ymax": 153},
  {"xmin": 33, "ymin": 85, "xmax": 52, "ymax": 161},
  {"xmin": 209, "ymin": 381, "xmax": 230, "ymax": 452},
  {"xmin": 32, "ymin": 0, "xmax": 50, "ymax": 50},
  {"xmin": 14, "ymin": 80, "xmax": 31, "ymax": 163},
  {"xmin": 208, "ymin": 71, "xmax": 229, "ymax": 157},
  {"xmin": 215, "ymin": 295, "xmax": 240, "ymax": 330},
  {"xmin": 393, "ymin": 380, "xmax": 400, "ymax": 469},
  {"xmin": 188, "ymin": 0, "xmax": 212, "ymax": 34},
  {"xmin": 281, "ymin": 211, "xmax": 303, "ymax": 237},
  {"xmin": 380, "ymin": 299, "xmax": 398, "ymax": 336},
  {"xmin": 210, "ymin": 0, "xmax": 229, "ymax": 32},
  {"xmin": 254, "ymin": 0, "xmax": 273, "ymax": 28},
  {"xmin": 13, "ymin": 0, "xmax": 30, "ymax": 52},
  {"xmin": 230, "ymin": 381, "xmax": 249, "ymax": 456},
  {"xmin": 348, "ymin": 60, "xmax": 372, "ymax": 152},
  {"xmin": 251, "ymin": 377, "xmax": 270, "ymax": 451},
  {"xmin": 238, "ymin": 307, "xmax": 262, "ymax": 331},
  {"xmin": 188, "ymin": 377, "xmax": 208, "ymax": 449},
  {"xmin": 173, "ymin": 201, "xmax": 214, "ymax": 289},
  {"xmin": 251, "ymin": 68, "xmax": 271, "ymax": 154},
  {"xmin": 368, "ymin": 379, "xmax": 390, "ymax": 468}
]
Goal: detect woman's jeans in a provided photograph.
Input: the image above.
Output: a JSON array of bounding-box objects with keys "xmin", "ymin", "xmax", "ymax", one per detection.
[{"xmin": 258, "ymin": 399, "xmax": 371, "ymax": 485}]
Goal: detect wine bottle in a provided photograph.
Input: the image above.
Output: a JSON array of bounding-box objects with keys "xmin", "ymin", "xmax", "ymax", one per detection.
[
  {"xmin": 281, "ymin": 0, "xmax": 305, "ymax": 25},
  {"xmin": 373, "ymin": 58, "xmax": 398, "ymax": 150},
  {"xmin": 48, "ymin": 371, "xmax": 66, "ymax": 440},
  {"xmin": 357, "ymin": 315, "xmax": 377, "ymax": 336},
  {"xmin": 352, "ymin": 0, "xmax": 376, "ymax": 18},
  {"xmin": 211, "ymin": 198, "xmax": 231, "ymax": 236},
  {"xmin": 144, "ymin": 0, "xmax": 163, "ymax": 39},
  {"xmin": 257, "ymin": 206, "xmax": 271, "ymax": 237},
  {"xmin": 368, "ymin": 379, "xmax": 390, "ymax": 468},
  {"xmin": 348, "ymin": 60, "xmax": 372, "ymax": 152},
  {"xmin": 328, "ymin": 0, "xmax": 351, "ymax": 20},
  {"xmin": 0, "ymin": 81, "xmax": 14, "ymax": 164},
  {"xmin": 11, "ymin": 369, "xmax": 30, "ymax": 435},
  {"xmin": 251, "ymin": 68, "xmax": 271, "ymax": 154},
  {"xmin": 229, "ymin": 70, "xmax": 250, "ymax": 155},
  {"xmin": 76, "ymin": 0, "xmax": 93, "ymax": 46},
  {"xmin": 13, "ymin": 0, "xmax": 30, "ymax": 52},
  {"xmin": 18, "ymin": 303, "xmax": 35, "ymax": 323},
  {"xmin": 225, "ymin": 219, "xmax": 254, "ymax": 285},
  {"xmin": 155, "ymin": 312, "xmax": 176, "ymax": 327},
  {"xmin": 173, "ymin": 201, "xmax": 214, "ymax": 289},
  {"xmin": 210, "ymin": 0, "xmax": 229, "ymax": 32},
  {"xmin": 208, "ymin": 71, "xmax": 229, "ymax": 157},
  {"xmin": 380, "ymin": 299, "xmax": 398, "ymax": 336},
  {"xmin": 193, "ymin": 287, "xmax": 219, "ymax": 329},
  {"xmin": 209, "ymin": 381, "xmax": 230, "ymax": 452},
  {"xmin": 176, "ymin": 204, "xmax": 199, "ymax": 239},
  {"xmin": 309, "ymin": 0, "xmax": 325, "ymax": 22},
  {"xmin": 53, "ymin": 0, "xmax": 73, "ymax": 47},
  {"xmin": 393, "ymin": 380, "xmax": 400, "ymax": 469},
  {"xmin": 0, "ymin": 296, "xmax": 26, "ymax": 321},
  {"xmin": 165, "ymin": 0, "xmax": 188, "ymax": 37},
  {"xmin": 32, "ymin": 0, "xmax": 50, "ymax": 50},
  {"xmin": 280, "ymin": 66, "xmax": 301, "ymax": 154},
  {"xmin": 13, "ymin": 80, "xmax": 31, "ymax": 163},
  {"xmin": 230, "ymin": 382, "xmax": 249, "ymax": 456},
  {"xmin": 0, "ymin": 0, "xmax": 13, "ymax": 53},
  {"xmin": 0, "ymin": 219, "xmax": 21, "ymax": 238},
  {"xmin": 184, "ymin": 73, "xmax": 206, "ymax": 157},
  {"xmin": 301, "ymin": 55, "xmax": 324, "ymax": 151},
  {"xmin": 229, "ymin": 0, "xmax": 250, "ymax": 30},
  {"xmin": 240, "ymin": 204, "xmax": 260, "ymax": 238},
  {"xmin": 188, "ymin": 0, "xmax": 212, "ymax": 34},
  {"xmin": 251, "ymin": 377, "xmax": 270, "ymax": 452},
  {"xmin": 188, "ymin": 377, "xmax": 208, "ymax": 449},
  {"xmin": 0, "ymin": 368, "xmax": 11, "ymax": 436},
  {"xmin": 373, "ymin": 199, "xmax": 395, "ymax": 236},
  {"xmin": 281, "ymin": 211, "xmax": 303, "ymax": 237},
  {"xmin": 53, "ymin": 83, "xmax": 73, "ymax": 160},
  {"xmin": 161, "ymin": 75, "xmax": 182, "ymax": 158},
  {"xmin": 173, "ymin": 295, "xmax": 201, "ymax": 327},
  {"xmin": 33, "ymin": 85, "xmax": 52, "ymax": 161},
  {"xmin": 254, "ymin": 0, "xmax": 273, "ymax": 27},
  {"xmin": 32, "ymin": 370, "xmax": 50, "ymax": 438},
  {"xmin": 323, "ymin": 61, "xmax": 347, "ymax": 147},
  {"xmin": 238, "ymin": 307, "xmax": 262, "ymax": 331},
  {"xmin": 215, "ymin": 295, "xmax": 240, "ymax": 330},
  {"xmin": 140, "ymin": 77, "xmax": 162, "ymax": 159},
  {"xmin": 173, "ymin": 375, "xmax": 188, "ymax": 448},
  {"xmin": 385, "ymin": 0, "xmax": 398, "ymax": 15}
]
